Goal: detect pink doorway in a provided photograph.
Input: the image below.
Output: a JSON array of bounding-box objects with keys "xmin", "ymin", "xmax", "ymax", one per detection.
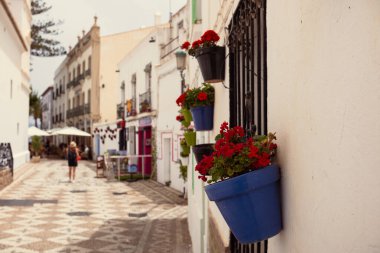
[{"xmin": 138, "ymin": 126, "xmax": 152, "ymax": 176}]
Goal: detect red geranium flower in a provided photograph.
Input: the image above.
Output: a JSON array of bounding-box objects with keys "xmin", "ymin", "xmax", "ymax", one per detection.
[
  {"xmin": 191, "ymin": 40, "xmax": 203, "ymax": 49},
  {"xmin": 197, "ymin": 92, "xmax": 208, "ymax": 101},
  {"xmin": 176, "ymin": 115, "xmax": 184, "ymax": 122},
  {"xmin": 195, "ymin": 122, "xmax": 277, "ymax": 184},
  {"xmin": 201, "ymin": 30, "xmax": 220, "ymax": 43},
  {"xmin": 176, "ymin": 93, "xmax": 186, "ymax": 106},
  {"xmin": 181, "ymin": 41, "xmax": 190, "ymax": 50}
]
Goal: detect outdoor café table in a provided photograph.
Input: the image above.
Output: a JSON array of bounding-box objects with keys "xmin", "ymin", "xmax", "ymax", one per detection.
[{"xmin": 109, "ymin": 154, "xmax": 152, "ymax": 181}]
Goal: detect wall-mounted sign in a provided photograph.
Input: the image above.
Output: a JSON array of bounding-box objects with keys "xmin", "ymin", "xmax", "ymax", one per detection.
[{"xmin": 139, "ymin": 117, "xmax": 151, "ymax": 127}]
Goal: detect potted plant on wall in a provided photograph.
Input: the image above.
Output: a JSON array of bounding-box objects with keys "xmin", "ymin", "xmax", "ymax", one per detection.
[
  {"xmin": 195, "ymin": 122, "xmax": 281, "ymax": 244},
  {"xmin": 181, "ymin": 30, "xmax": 225, "ymax": 83},
  {"xmin": 176, "ymin": 114, "xmax": 190, "ymax": 128},
  {"xmin": 176, "ymin": 90, "xmax": 193, "ymax": 123},
  {"xmin": 180, "ymin": 138, "xmax": 190, "ymax": 157},
  {"xmin": 31, "ymin": 136, "xmax": 43, "ymax": 163},
  {"xmin": 192, "ymin": 143, "xmax": 214, "ymax": 164},
  {"xmin": 184, "ymin": 83, "xmax": 215, "ymax": 131},
  {"xmin": 184, "ymin": 128, "xmax": 196, "ymax": 146}
]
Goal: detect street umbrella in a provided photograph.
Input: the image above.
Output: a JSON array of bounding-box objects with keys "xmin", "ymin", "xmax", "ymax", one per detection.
[
  {"xmin": 52, "ymin": 127, "xmax": 91, "ymax": 137},
  {"xmin": 28, "ymin": 126, "xmax": 50, "ymax": 136},
  {"xmin": 46, "ymin": 128, "xmax": 62, "ymax": 135}
]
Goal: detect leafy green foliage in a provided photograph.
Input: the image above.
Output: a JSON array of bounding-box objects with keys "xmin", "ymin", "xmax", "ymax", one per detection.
[
  {"xmin": 31, "ymin": 0, "xmax": 66, "ymax": 57},
  {"xmin": 29, "ymin": 89, "xmax": 42, "ymax": 127},
  {"xmin": 31, "ymin": 136, "xmax": 42, "ymax": 156},
  {"xmin": 185, "ymin": 83, "xmax": 215, "ymax": 108}
]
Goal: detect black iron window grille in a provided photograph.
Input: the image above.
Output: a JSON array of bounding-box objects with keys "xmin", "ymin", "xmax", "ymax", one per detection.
[{"xmin": 228, "ymin": 0, "xmax": 268, "ymax": 252}]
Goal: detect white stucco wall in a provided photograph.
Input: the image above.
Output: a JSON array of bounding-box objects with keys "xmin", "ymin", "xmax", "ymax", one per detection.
[
  {"xmin": 92, "ymin": 122, "xmax": 119, "ymax": 157},
  {"xmin": 267, "ymin": 1, "xmax": 380, "ymax": 252},
  {"xmin": 0, "ymin": 1, "xmax": 30, "ymax": 169},
  {"xmin": 186, "ymin": 1, "xmax": 236, "ymax": 252},
  {"xmin": 100, "ymin": 27, "xmax": 156, "ymax": 123},
  {"xmin": 41, "ymin": 87, "xmax": 53, "ymax": 130},
  {"xmin": 155, "ymin": 56, "xmax": 187, "ymax": 192}
]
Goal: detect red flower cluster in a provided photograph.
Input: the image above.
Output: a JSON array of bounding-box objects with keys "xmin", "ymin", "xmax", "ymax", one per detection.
[
  {"xmin": 180, "ymin": 30, "xmax": 221, "ymax": 56},
  {"xmin": 195, "ymin": 155, "xmax": 214, "ymax": 181},
  {"xmin": 181, "ymin": 41, "xmax": 190, "ymax": 50},
  {"xmin": 195, "ymin": 122, "xmax": 277, "ymax": 183},
  {"xmin": 201, "ymin": 30, "xmax": 220, "ymax": 43},
  {"xmin": 197, "ymin": 92, "xmax": 208, "ymax": 101},
  {"xmin": 176, "ymin": 93, "xmax": 186, "ymax": 106},
  {"xmin": 176, "ymin": 115, "xmax": 184, "ymax": 122},
  {"xmin": 192, "ymin": 40, "xmax": 203, "ymax": 49}
]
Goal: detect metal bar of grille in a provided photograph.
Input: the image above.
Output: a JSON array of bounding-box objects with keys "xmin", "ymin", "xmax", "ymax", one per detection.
[
  {"xmin": 228, "ymin": 0, "xmax": 268, "ymax": 252},
  {"xmin": 257, "ymin": 6, "xmax": 262, "ymax": 135},
  {"xmin": 251, "ymin": 0, "xmax": 256, "ymax": 134},
  {"xmin": 263, "ymin": 1, "xmax": 268, "ymax": 135}
]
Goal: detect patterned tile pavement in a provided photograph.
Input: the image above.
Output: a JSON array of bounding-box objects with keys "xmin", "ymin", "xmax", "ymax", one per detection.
[{"xmin": 0, "ymin": 160, "xmax": 192, "ymax": 253}]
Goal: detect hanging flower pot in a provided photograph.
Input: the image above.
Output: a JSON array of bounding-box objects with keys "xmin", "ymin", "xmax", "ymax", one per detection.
[
  {"xmin": 190, "ymin": 105, "xmax": 214, "ymax": 131},
  {"xmin": 192, "ymin": 144, "xmax": 214, "ymax": 164},
  {"xmin": 181, "ymin": 30, "xmax": 225, "ymax": 83},
  {"xmin": 184, "ymin": 130, "xmax": 196, "ymax": 146},
  {"xmin": 195, "ymin": 122, "xmax": 281, "ymax": 243},
  {"xmin": 176, "ymin": 114, "xmax": 190, "ymax": 128},
  {"xmin": 205, "ymin": 165, "xmax": 282, "ymax": 243},
  {"xmin": 196, "ymin": 46, "xmax": 225, "ymax": 83},
  {"xmin": 180, "ymin": 108, "xmax": 193, "ymax": 122},
  {"xmin": 180, "ymin": 146, "xmax": 190, "ymax": 157}
]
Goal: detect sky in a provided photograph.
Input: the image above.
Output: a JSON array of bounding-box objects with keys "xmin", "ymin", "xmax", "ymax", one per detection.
[{"xmin": 30, "ymin": 0, "xmax": 186, "ymax": 95}]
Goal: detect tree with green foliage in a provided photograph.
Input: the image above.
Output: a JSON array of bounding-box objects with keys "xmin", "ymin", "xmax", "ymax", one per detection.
[
  {"xmin": 29, "ymin": 89, "xmax": 42, "ymax": 127},
  {"xmin": 31, "ymin": 0, "xmax": 66, "ymax": 57},
  {"xmin": 31, "ymin": 136, "xmax": 43, "ymax": 156}
]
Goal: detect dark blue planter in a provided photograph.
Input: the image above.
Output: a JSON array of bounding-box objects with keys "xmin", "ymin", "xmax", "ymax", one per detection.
[
  {"xmin": 205, "ymin": 165, "xmax": 282, "ymax": 244},
  {"xmin": 190, "ymin": 105, "xmax": 214, "ymax": 131}
]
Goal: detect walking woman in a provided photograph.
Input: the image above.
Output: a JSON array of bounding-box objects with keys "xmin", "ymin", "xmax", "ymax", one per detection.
[{"xmin": 67, "ymin": 141, "xmax": 80, "ymax": 183}]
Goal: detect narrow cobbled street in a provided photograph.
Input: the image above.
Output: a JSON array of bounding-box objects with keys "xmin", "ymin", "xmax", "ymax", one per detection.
[{"xmin": 0, "ymin": 160, "xmax": 191, "ymax": 253}]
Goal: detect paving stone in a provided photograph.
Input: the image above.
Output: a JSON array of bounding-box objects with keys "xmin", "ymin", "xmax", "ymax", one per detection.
[{"xmin": 0, "ymin": 160, "xmax": 191, "ymax": 252}]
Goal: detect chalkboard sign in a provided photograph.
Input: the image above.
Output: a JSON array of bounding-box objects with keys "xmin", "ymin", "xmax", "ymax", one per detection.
[{"xmin": 0, "ymin": 143, "xmax": 13, "ymax": 175}]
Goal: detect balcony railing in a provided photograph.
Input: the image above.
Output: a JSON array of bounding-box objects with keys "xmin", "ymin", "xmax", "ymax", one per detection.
[
  {"xmin": 78, "ymin": 73, "xmax": 85, "ymax": 82},
  {"xmin": 160, "ymin": 36, "xmax": 179, "ymax": 59},
  {"xmin": 66, "ymin": 103, "xmax": 91, "ymax": 119},
  {"xmin": 72, "ymin": 76, "xmax": 81, "ymax": 87},
  {"xmin": 85, "ymin": 68, "xmax": 91, "ymax": 77},
  {"xmin": 139, "ymin": 90, "xmax": 151, "ymax": 113},
  {"xmin": 126, "ymin": 98, "xmax": 137, "ymax": 117}
]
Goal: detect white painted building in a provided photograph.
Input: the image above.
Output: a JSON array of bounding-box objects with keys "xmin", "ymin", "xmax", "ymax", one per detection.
[
  {"xmin": 41, "ymin": 86, "xmax": 53, "ymax": 130},
  {"xmin": 116, "ymin": 21, "xmax": 166, "ymax": 178},
  {"xmin": 0, "ymin": 0, "xmax": 31, "ymax": 168},
  {"xmin": 155, "ymin": 6, "xmax": 188, "ymax": 192},
  {"xmin": 53, "ymin": 18, "xmax": 155, "ymax": 155},
  {"xmin": 185, "ymin": 0, "xmax": 380, "ymax": 253}
]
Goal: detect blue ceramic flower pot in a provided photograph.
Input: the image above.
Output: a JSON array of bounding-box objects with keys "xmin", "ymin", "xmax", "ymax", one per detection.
[
  {"xmin": 205, "ymin": 165, "xmax": 282, "ymax": 244},
  {"xmin": 190, "ymin": 105, "xmax": 214, "ymax": 131}
]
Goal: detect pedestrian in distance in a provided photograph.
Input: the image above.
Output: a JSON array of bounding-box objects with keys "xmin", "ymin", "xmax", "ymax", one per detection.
[{"xmin": 67, "ymin": 141, "xmax": 80, "ymax": 183}]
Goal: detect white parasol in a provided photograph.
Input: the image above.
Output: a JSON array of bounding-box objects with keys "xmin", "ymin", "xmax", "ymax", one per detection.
[
  {"xmin": 28, "ymin": 126, "xmax": 50, "ymax": 136},
  {"xmin": 51, "ymin": 127, "xmax": 91, "ymax": 137}
]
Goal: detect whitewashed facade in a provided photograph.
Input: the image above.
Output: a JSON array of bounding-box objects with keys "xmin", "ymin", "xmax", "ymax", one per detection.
[
  {"xmin": 116, "ymin": 23, "xmax": 164, "ymax": 179},
  {"xmin": 155, "ymin": 6, "xmax": 188, "ymax": 192},
  {"xmin": 184, "ymin": 0, "xmax": 380, "ymax": 253},
  {"xmin": 41, "ymin": 86, "xmax": 53, "ymax": 130},
  {"xmin": 0, "ymin": 0, "xmax": 31, "ymax": 168}
]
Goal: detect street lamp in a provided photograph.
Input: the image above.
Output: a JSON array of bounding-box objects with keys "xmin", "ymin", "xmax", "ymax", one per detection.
[{"xmin": 175, "ymin": 51, "xmax": 187, "ymax": 93}]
